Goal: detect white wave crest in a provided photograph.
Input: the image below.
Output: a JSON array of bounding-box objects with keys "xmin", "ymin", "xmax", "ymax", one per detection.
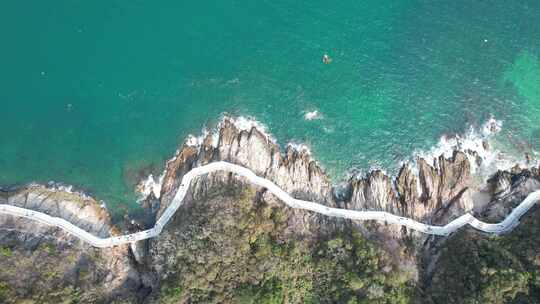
[
  {"xmin": 222, "ymin": 115, "xmax": 276, "ymax": 143},
  {"xmin": 184, "ymin": 115, "xmax": 277, "ymax": 150},
  {"xmin": 287, "ymin": 142, "xmax": 312, "ymax": 155},
  {"xmin": 43, "ymin": 182, "xmax": 91, "ymax": 200},
  {"xmin": 157, "ymin": 114, "xmax": 539, "ymax": 205},
  {"xmin": 413, "ymin": 117, "xmax": 530, "ymax": 178},
  {"xmin": 304, "ymin": 110, "xmax": 322, "ymax": 121},
  {"xmin": 138, "ymin": 115, "xmax": 277, "ymax": 200},
  {"xmin": 137, "ymin": 173, "xmax": 164, "ymax": 200}
]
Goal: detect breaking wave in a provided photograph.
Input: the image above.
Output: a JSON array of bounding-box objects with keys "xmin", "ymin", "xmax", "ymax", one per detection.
[{"xmin": 136, "ymin": 114, "xmax": 538, "ymax": 200}]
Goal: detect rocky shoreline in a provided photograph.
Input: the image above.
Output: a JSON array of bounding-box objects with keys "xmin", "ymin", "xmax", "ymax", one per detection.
[
  {"xmin": 1, "ymin": 116, "xmax": 539, "ymax": 303},
  {"xmin": 153, "ymin": 117, "xmax": 539, "ymax": 235}
]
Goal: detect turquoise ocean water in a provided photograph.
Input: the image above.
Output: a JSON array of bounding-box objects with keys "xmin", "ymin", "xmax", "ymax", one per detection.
[{"xmin": 1, "ymin": 1, "xmax": 539, "ymax": 212}]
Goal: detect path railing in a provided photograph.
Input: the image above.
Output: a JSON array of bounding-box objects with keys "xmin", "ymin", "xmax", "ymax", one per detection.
[{"xmin": 1, "ymin": 161, "xmax": 539, "ymax": 248}]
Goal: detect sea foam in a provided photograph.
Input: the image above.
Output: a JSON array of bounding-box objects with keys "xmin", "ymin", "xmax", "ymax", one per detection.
[
  {"xmin": 137, "ymin": 115, "xmax": 537, "ymax": 203},
  {"xmin": 412, "ymin": 117, "xmax": 530, "ymax": 178},
  {"xmin": 137, "ymin": 174, "xmax": 164, "ymax": 200},
  {"xmin": 137, "ymin": 115, "xmax": 281, "ymax": 201},
  {"xmin": 286, "ymin": 142, "xmax": 313, "ymax": 156},
  {"xmin": 304, "ymin": 110, "xmax": 322, "ymax": 121}
]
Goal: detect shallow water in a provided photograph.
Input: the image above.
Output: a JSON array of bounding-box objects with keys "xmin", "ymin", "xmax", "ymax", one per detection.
[{"xmin": 1, "ymin": 1, "xmax": 539, "ymax": 210}]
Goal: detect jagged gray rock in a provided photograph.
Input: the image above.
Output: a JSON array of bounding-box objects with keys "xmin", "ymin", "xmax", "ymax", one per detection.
[
  {"xmin": 483, "ymin": 167, "xmax": 540, "ymax": 221},
  {"xmin": 343, "ymin": 150, "xmax": 482, "ymax": 240},
  {"xmin": 1, "ymin": 116, "xmax": 538, "ymax": 303},
  {"xmin": 156, "ymin": 118, "xmax": 337, "ymax": 238},
  {"xmin": 6, "ymin": 185, "xmax": 113, "ymax": 237}
]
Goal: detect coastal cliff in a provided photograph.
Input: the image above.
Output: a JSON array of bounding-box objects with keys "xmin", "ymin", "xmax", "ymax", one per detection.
[
  {"xmin": 0, "ymin": 185, "xmax": 150, "ymax": 303},
  {"xmin": 154, "ymin": 118, "xmax": 539, "ymax": 242},
  {"xmin": 1, "ymin": 116, "xmax": 539, "ymax": 303},
  {"xmin": 142, "ymin": 117, "xmax": 540, "ymax": 302},
  {"xmin": 156, "ymin": 118, "xmax": 338, "ymax": 240}
]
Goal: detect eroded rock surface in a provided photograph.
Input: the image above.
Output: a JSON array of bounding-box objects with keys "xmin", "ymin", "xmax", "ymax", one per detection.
[
  {"xmin": 147, "ymin": 183, "xmax": 413, "ymax": 303},
  {"xmin": 1, "ymin": 117, "xmax": 539, "ymax": 303},
  {"xmin": 347, "ymin": 151, "xmax": 475, "ymax": 227},
  {"xmin": 0, "ymin": 186, "xmax": 149, "ymax": 304}
]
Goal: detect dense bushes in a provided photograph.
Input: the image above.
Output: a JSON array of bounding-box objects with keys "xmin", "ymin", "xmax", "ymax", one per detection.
[
  {"xmin": 156, "ymin": 186, "xmax": 413, "ymax": 303},
  {"xmin": 427, "ymin": 208, "xmax": 540, "ymax": 303}
]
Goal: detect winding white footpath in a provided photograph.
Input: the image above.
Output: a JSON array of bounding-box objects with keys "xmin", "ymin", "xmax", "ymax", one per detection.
[{"xmin": 1, "ymin": 161, "xmax": 540, "ymax": 248}]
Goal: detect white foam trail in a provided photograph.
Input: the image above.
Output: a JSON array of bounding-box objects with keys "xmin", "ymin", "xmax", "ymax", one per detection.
[
  {"xmin": 137, "ymin": 174, "xmax": 164, "ymax": 199},
  {"xmin": 185, "ymin": 135, "xmax": 199, "ymax": 147},
  {"xmin": 304, "ymin": 110, "xmax": 322, "ymax": 121},
  {"xmin": 287, "ymin": 143, "xmax": 312, "ymax": 155},
  {"xmin": 41, "ymin": 182, "xmax": 92, "ymax": 201},
  {"xmin": 184, "ymin": 129, "xmax": 212, "ymax": 148},
  {"xmin": 415, "ymin": 119, "xmax": 497, "ymax": 165},
  {"xmin": 412, "ymin": 117, "xmax": 529, "ymax": 177}
]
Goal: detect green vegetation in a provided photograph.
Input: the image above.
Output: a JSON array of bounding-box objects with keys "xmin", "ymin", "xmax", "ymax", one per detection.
[
  {"xmin": 0, "ymin": 239, "xmax": 130, "ymax": 304},
  {"xmin": 159, "ymin": 284, "xmax": 184, "ymax": 304},
  {"xmin": 235, "ymin": 278, "xmax": 283, "ymax": 304},
  {"xmin": 41, "ymin": 243, "xmax": 57, "ymax": 255},
  {"xmin": 156, "ymin": 186, "xmax": 413, "ymax": 303},
  {"xmin": 308, "ymin": 231, "xmax": 412, "ymax": 304},
  {"xmin": 0, "ymin": 246, "xmax": 12, "ymax": 257},
  {"xmin": 427, "ymin": 208, "xmax": 540, "ymax": 303},
  {"xmin": 0, "ymin": 281, "xmax": 12, "ymax": 302}
]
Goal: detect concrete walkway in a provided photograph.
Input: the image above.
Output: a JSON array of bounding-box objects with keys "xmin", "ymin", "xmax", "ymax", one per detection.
[{"xmin": 1, "ymin": 161, "xmax": 539, "ymax": 248}]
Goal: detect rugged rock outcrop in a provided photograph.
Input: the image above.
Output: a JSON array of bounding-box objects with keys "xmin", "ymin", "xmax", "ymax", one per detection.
[
  {"xmin": 159, "ymin": 118, "xmax": 530, "ymax": 231},
  {"xmin": 155, "ymin": 118, "xmax": 338, "ymax": 241},
  {"xmin": 482, "ymin": 167, "xmax": 540, "ymax": 221},
  {"xmin": 417, "ymin": 164, "xmax": 540, "ymax": 297},
  {"xmin": 347, "ymin": 151, "xmax": 475, "ymax": 226},
  {"xmin": 153, "ymin": 118, "xmax": 510, "ymax": 245},
  {"xmin": 0, "ymin": 185, "xmax": 149, "ymax": 303},
  {"xmin": 1, "ymin": 116, "xmax": 539, "ymax": 303},
  {"xmin": 134, "ymin": 118, "xmax": 540, "ymax": 252},
  {"xmin": 159, "ymin": 119, "xmax": 335, "ymax": 208},
  {"xmin": 6, "ymin": 185, "xmax": 114, "ymax": 237}
]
